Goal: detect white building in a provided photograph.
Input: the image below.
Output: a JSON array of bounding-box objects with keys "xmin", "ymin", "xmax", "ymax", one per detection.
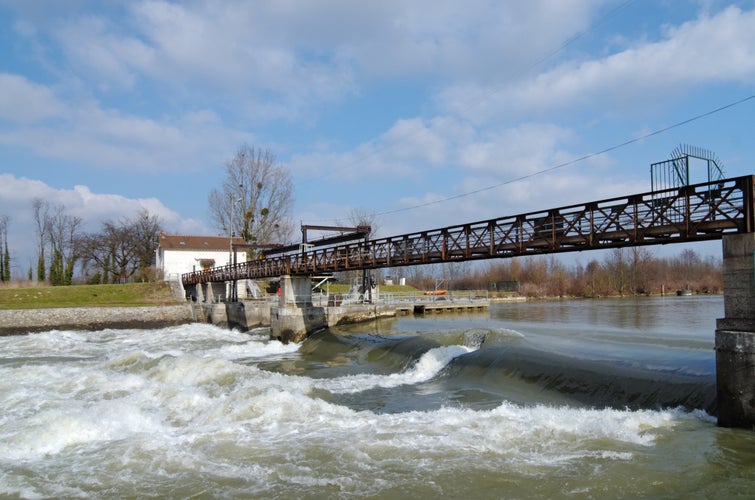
[{"xmin": 155, "ymin": 232, "xmax": 246, "ymax": 282}]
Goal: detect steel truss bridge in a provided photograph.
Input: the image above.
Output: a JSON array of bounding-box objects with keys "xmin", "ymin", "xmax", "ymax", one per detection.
[{"xmin": 182, "ymin": 175, "xmax": 755, "ymax": 287}]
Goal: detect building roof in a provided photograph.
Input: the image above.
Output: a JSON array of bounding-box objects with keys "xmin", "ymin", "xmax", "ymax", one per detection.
[{"xmin": 159, "ymin": 233, "xmax": 246, "ymax": 251}]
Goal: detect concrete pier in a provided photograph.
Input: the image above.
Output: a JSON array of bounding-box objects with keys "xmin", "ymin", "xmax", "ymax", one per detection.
[
  {"xmin": 270, "ymin": 275, "xmax": 321, "ymax": 343},
  {"xmin": 269, "ymin": 275, "xmax": 398, "ymax": 343},
  {"xmin": 716, "ymin": 233, "xmax": 755, "ymax": 428}
]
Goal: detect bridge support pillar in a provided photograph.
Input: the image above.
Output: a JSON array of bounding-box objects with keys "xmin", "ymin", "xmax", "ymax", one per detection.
[
  {"xmin": 187, "ymin": 284, "xmax": 203, "ymax": 303},
  {"xmin": 716, "ymin": 233, "xmax": 755, "ymax": 428},
  {"xmin": 271, "ymin": 275, "xmax": 326, "ymax": 343}
]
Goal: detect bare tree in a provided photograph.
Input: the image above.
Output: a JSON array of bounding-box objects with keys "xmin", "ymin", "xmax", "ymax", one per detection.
[
  {"xmin": 132, "ymin": 208, "xmax": 163, "ymax": 270},
  {"xmin": 48, "ymin": 203, "xmax": 82, "ymax": 285},
  {"xmin": 345, "ymin": 207, "xmax": 379, "ymax": 238},
  {"xmin": 606, "ymin": 248, "xmax": 628, "ymax": 296},
  {"xmin": 337, "ymin": 208, "xmax": 380, "ymax": 286},
  {"xmin": 208, "ymin": 145, "xmax": 295, "ymax": 251},
  {"xmin": 79, "ymin": 210, "xmax": 163, "ymax": 283}
]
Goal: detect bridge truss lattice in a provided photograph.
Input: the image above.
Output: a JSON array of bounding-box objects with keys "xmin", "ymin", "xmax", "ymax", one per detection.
[{"xmin": 183, "ymin": 175, "xmax": 754, "ymax": 286}]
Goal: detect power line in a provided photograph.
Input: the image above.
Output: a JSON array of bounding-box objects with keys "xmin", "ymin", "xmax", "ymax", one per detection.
[
  {"xmin": 303, "ymin": 0, "xmax": 638, "ymax": 183},
  {"xmin": 372, "ymin": 93, "xmax": 755, "ymax": 217}
]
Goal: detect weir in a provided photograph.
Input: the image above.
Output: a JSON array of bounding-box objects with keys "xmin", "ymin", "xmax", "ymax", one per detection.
[{"xmin": 183, "ymin": 174, "xmax": 755, "ymax": 428}]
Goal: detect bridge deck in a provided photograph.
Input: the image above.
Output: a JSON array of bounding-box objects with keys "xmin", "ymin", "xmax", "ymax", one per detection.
[{"xmin": 183, "ymin": 175, "xmax": 754, "ymax": 286}]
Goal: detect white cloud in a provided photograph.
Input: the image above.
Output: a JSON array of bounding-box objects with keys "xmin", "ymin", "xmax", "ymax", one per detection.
[
  {"xmin": 0, "ymin": 76, "xmax": 246, "ymax": 173},
  {"xmin": 438, "ymin": 5, "xmax": 755, "ymax": 122},
  {"xmin": 54, "ymin": 15, "xmax": 153, "ymax": 92},
  {"xmin": 0, "ymin": 174, "xmax": 207, "ymax": 274},
  {"xmin": 19, "ymin": 1, "xmax": 605, "ymax": 121},
  {"xmin": 0, "ymin": 73, "xmax": 66, "ymax": 123},
  {"xmin": 458, "ymin": 123, "xmax": 575, "ymax": 176}
]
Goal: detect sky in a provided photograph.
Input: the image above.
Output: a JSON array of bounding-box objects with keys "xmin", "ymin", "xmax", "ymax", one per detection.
[{"xmin": 1, "ymin": 0, "xmax": 754, "ymax": 277}]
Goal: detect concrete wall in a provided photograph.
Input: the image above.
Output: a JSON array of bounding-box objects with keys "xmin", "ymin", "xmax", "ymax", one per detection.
[
  {"xmin": 270, "ymin": 303, "xmax": 396, "ymax": 343},
  {"xmin": 192, "ymin": 302, "xmax": 272, "ymax": 330}
]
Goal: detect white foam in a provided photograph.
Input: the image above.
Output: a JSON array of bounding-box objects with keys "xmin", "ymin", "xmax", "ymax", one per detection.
[
  {"xmin": 314, "ymin": 344, "xmax": 474, "ymax": 394},
  {"xmin": 0, "ymin": 324, "xmax": 718, "ymax": 498},
  {"xmin": 204, "ymin": 337, "xmax": 301, "ymax": 360}
]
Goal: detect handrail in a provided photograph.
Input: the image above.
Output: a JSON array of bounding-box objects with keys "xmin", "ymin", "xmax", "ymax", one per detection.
[{"xmin": 183, "ymin": 175, "xmax": 755, "ymax": 286}]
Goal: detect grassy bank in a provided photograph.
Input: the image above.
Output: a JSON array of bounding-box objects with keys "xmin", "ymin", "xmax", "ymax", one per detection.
[
  {"xmin": 0, "ymin": 282, "xmax": 428, "ymax": 311},
  {"xmin": 0, "ymin": 282, "xmax": 177, "ymax": 310}
]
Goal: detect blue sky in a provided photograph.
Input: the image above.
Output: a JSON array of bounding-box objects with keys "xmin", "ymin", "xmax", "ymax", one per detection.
[{"xmin": 1, "ymin": 0, "xmax": 754, "ymax": 276}]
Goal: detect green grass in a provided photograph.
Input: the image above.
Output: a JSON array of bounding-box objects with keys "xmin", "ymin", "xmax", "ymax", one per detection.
[{"xmin": 0, "ymin": 282, "xmax": 178, "ymax": 310}]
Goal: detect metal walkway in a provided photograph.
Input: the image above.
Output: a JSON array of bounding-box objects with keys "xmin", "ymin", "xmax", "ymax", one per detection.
[{"xmin": 183, "ymin": 175, "xmax": 754, "ymax": 286}]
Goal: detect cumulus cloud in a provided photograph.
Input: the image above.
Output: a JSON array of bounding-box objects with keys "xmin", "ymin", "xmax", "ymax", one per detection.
[
  {"xmin": 0, "ymin": 174, "xmax": 181, "ymax": 226},
  {"xmin": 0, "ymin": 174, "xmax": 207, "ymax": 272},
  {"xmin": 438, "ymin": 6, "xmax": 755, "ymax": 122}
]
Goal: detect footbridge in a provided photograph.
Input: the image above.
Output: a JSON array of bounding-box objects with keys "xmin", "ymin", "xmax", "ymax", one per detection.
[
  {"xmin": 182, "ymin": 174, "xmax": 755, "ymax": 429},
  {"xmin": 184, "ymin": 175, "xmax": 753, "ymax": 283}
]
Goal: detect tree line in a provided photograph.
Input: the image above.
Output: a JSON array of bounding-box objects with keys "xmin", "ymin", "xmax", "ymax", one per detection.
[
  {"xmin": 0, "ymin": 143, "xmax": 724, "ymax": 294},
  {"xmin": 21, "ymin": 199, "xmax": 164, "ymax": 285},
  {"xmin": 0, "ymin": 144, "xmax": 295, "ymax": 286},
  {"xmin": 403, "ymin": 247, "xmax": 722, "ymax": 297}
]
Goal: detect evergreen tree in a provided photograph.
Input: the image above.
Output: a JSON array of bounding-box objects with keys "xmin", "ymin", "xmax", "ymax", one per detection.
[
  {"xmin": 49, "ymin": 247, "xmax": 65, "ymax": 286},
  {"xmin": 3, "ymin": 238, "xmax": 10, "ymax": 282},
  {"xmin": 0, "ymin": 235, "xmax": 4, "ymax": 282},
  {"xmin": 37, "ymin": 253, "xmax": 46, "ymax": 282}
]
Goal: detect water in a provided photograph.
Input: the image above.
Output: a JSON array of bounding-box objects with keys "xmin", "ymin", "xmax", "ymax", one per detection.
[{"xmin": 2, "ymin": 295, "xmax": 755, "ymax": 498}]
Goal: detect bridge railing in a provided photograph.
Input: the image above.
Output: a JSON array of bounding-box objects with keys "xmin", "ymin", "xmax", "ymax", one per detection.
[
  {"xmin": 377, "ymin": 290, "xmax": 489, "ymax": 305},
  {"xmin": 182, "ymin": 175, "xmax": 754, "ymax": 286}
]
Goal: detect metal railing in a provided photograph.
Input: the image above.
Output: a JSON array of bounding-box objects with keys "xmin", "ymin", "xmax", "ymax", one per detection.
[
  {"xmin": 378, "ymin": 290, "xmax": 489, "ymax": 305},
  {"xmin": 183, "ymin": 175, "xmax": 754, "ymax": 286}
]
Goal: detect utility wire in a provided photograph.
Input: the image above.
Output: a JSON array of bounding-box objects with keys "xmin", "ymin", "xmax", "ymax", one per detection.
[
  {"xmin": 303, "ymin": 0, "xmax": 638, "ymax": 183},
  {"xmin": 372, "ymin": 93, "xmax": 755, "ymax": 217}
]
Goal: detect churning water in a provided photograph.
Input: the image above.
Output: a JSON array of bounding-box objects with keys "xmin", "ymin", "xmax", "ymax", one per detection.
[{"xmin": 2, "ymin": 295, "xmax": 754, "ymax": 498}]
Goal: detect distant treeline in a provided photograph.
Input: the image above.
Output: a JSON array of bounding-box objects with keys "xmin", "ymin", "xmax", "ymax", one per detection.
[{"xmin": 404, "ymin": 247, "xmax": 721, "ymax": 297}]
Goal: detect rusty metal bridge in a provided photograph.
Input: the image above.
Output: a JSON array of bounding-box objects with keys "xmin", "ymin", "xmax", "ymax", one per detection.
[{"xmin": 182, "ymin": 175, "xmax": 755, "ymax": 287}]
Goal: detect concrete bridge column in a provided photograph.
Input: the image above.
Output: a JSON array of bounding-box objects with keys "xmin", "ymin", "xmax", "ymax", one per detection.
[
  {"xmin": 716, "ymin": 233, "xmax": 755, "ymax": 428},
  {"xmin": 271, "ymin": 275, "xmax": 326, "ymax": 343},
  {"xmin": 278, "ymin": 275, "xmax": 312, "ymax": 307}
]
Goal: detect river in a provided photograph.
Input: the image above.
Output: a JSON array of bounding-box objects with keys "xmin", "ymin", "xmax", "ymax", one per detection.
[{"xmin": 1, "ymin": 295, "xmax": 754, "ymax": 498}]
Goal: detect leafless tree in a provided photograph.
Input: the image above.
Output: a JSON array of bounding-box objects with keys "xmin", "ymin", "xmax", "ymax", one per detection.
[
  {"xmin": 132, "ymin": 208, "xmax": 163, "ymax": 269},
  {"xmin": 606, "ymin": 248, "xmax": 628, "ymax": 296},
  {"xmin": 345, "ymin": 207, "xmax": 379, "ymax": 238},
  {"xmin": 336, "ymin": 208, "xmax": 380, "ymax": 286},
  {"xmin": 208, "ymin": 145, "xmax": 294, "ymax": 251},
  {"xmin": 48, "ymin": 203, "xmax": 83, "ymax": 285},
  {"xmin": 79, "ymin": 210, "xmax": 163, "ymax": 283}
]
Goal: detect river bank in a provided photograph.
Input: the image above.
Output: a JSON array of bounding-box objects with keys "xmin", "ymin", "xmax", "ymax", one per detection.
[
  {"xmin": 0, "ymin": 301, "xmax": 399, "ymax": 336},
  {"xmin": 0, "ymin": 304, "xmax": 196, "ymax": 335}
]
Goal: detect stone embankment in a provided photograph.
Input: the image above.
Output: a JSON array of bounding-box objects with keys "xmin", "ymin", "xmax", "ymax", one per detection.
[
  {"xmin": 0, "ymin": 296, "xmax": 492, "ymax": 337},
  {"xmin": 0, "ymin": 305, "xmax": 196, "ymax": 335}
]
